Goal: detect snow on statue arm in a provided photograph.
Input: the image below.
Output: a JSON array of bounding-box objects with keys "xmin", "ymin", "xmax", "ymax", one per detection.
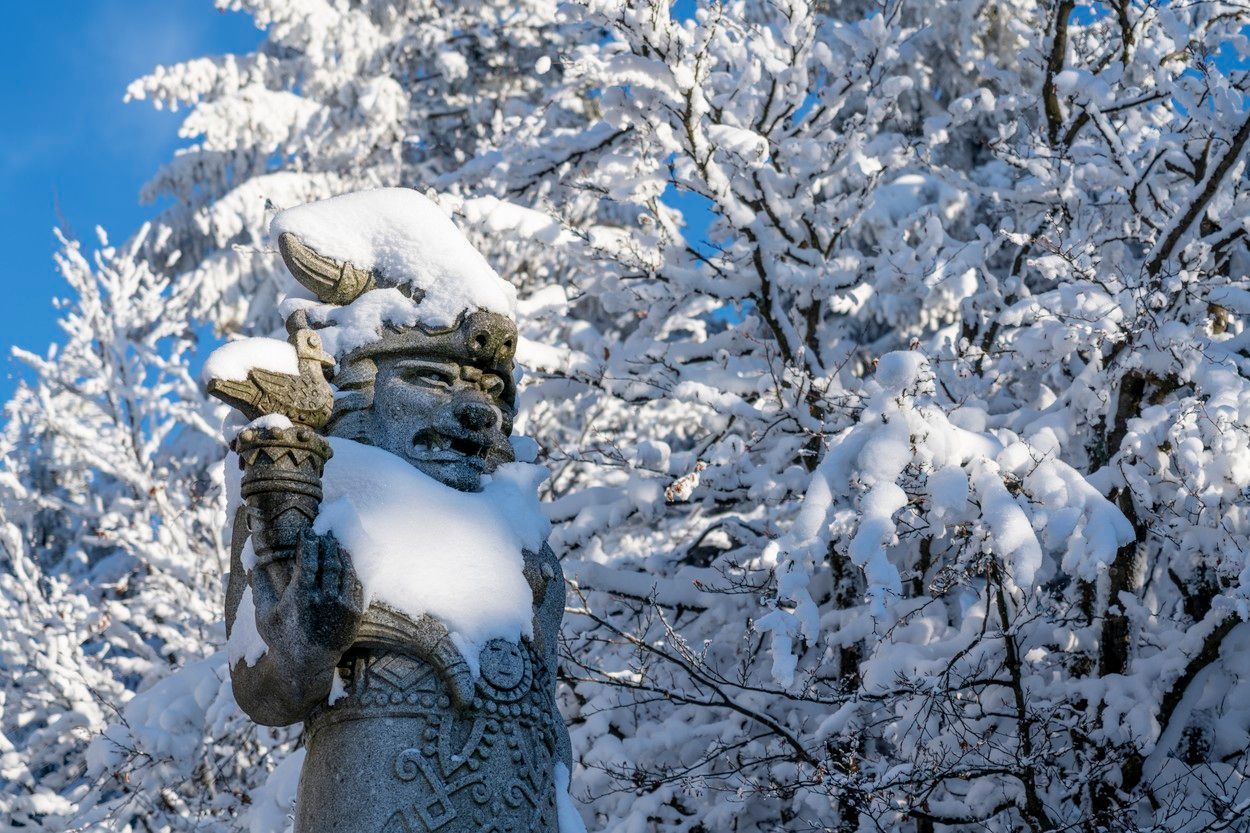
[{"xmin": 221, "ymin": 429, "xmax": 499, "ymax": 723}]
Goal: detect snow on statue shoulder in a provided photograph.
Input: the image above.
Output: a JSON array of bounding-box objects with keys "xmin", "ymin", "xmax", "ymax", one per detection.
[{"xmin": 209, "ymin": 188, "xmax": 580, "ymax": 833}]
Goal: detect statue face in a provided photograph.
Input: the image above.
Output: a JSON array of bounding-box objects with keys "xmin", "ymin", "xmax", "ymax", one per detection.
[{"xmin": 367, "ymin": 352, "xmax": 515, "ymax": 491}]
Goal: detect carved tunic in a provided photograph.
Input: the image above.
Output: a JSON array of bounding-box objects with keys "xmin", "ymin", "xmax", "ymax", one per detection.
[{"xmin": 300, "ymin": 637, "xmax": 562, "ymax": 832}]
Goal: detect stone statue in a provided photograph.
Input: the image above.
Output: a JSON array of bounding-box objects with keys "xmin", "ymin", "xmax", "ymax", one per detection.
[{"xmin": 213, "ymin": 191, "xmax": 573, "ymax": 833}]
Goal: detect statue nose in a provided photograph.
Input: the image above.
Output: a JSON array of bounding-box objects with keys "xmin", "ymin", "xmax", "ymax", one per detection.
[{"xmin": 456, "ymin": 400, "xmax": 498, "ymax": 432}]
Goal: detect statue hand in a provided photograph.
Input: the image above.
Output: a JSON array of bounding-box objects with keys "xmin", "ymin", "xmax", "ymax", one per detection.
[{"xmin": 261, "ymin": 529, "xmax": 364, "ymax": 661}]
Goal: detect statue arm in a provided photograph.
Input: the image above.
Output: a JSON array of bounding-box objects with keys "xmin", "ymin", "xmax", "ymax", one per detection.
[{"xmin": 226, "ymin": 509, "xmax": 363, "ymax": 726}]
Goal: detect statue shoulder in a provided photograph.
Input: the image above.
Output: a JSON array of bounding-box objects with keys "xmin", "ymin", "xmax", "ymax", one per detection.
[
  {"xmin": 523, "ymin": 540, "xmax": 562, "ymax": 604},
  {"xmin": 537, "ymin": 540, "xmax": 561, "ymax": 571}
]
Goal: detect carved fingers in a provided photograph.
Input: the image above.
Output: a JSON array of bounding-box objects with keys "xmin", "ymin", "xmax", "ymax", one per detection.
[
  {"xmin": 294, "ymin": 530, "xmax": 357, "ymax": 597},
  {"xmin": 290, "ymin": 529, "xmax": 364, "ymax": 655}
]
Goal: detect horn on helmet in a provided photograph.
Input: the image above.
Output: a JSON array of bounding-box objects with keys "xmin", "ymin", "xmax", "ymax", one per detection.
[{"xmin": 278, "ymin": 232, "xmax": 377, "ymax": 305}]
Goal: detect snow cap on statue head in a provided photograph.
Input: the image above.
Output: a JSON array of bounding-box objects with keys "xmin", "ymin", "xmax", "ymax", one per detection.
[
  {"xmin": 270, "ymin": 187, "xmax": 520, "ymax": 430},
  {"xmin": 271, "ymin": 187, "xmax": 517, "ymax": 330}
]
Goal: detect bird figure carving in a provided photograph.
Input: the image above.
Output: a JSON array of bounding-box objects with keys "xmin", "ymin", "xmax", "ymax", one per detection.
[{"xmin": 207, "ymin": 322, "xmax": 336, "ymax": 429}]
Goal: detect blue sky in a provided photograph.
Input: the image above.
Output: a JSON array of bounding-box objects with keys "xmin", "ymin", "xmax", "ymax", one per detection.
[{"xmin": 0, "ymin": 1, "xmax": 258, "ymax": 398}]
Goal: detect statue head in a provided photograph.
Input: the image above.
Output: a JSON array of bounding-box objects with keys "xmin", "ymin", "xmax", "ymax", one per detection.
[
  {"xmin": 325, "ymin": 311, "xmax": 518, "ymax": 492},
  {"xmin": 276, "ymin": 214, "xmax": 519, "ymax": 493}
]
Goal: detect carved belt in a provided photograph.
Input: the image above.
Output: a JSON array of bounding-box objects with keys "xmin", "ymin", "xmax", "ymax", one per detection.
[{"xmin": 307, "ymin": 640, "xmax": 559, "ymax": 740}]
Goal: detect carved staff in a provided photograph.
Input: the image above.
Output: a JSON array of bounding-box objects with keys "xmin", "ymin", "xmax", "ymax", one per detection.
[
  {"xmin": 233, "ymin": 425, "xmax": 332, "ymax": 568},
  {"xmin": 207, "ymin": 314, "xmax": 336, "ymax": 567}
]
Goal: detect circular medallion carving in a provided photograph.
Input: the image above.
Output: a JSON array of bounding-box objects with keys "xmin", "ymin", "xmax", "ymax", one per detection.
[{"xmin": 476, "ymin": 639, "xmax": 532, "ymax": 703}]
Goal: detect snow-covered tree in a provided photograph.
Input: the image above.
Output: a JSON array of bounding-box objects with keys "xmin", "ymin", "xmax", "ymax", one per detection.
[
  {"xmin": 473, "ymin": 0, "xmax": 1250, "ymax": 829},
  {"xmin": 0, "ymin": 226, "xmax": 272, "ymax": 830},
  {"xmin": 126, "ymin": 0, "xmax": 592, "ymax": 335},
  {"xmin": 7, "ymin": 0, "xmax": 1250, "ymax": 831}
]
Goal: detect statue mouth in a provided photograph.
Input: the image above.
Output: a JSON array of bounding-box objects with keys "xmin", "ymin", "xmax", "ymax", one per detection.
[{"xmin": 411, "ymin": 429, "xmax": 490, "ymax": 470}]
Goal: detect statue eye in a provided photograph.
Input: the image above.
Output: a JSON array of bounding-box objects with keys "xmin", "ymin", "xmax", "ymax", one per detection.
[{"xmin": 403, "ymin": 365, "xmax": 455, "ymax": 387}]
